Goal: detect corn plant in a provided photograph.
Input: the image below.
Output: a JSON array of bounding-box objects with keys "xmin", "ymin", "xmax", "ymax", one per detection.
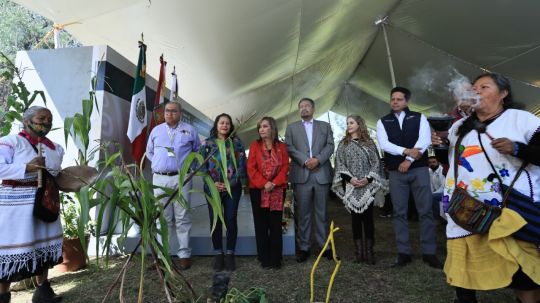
[{"xmin": 62, "ymin": 70, "xmax": 255, "ymax": 301}]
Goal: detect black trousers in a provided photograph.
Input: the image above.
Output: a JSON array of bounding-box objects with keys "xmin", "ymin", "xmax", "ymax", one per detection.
[
  {"xmin": 249, "ymin": 189, "xmax": 283, "ymax": 267},
  {"xmin": 351, "ymin": 204, "xmax": 374, "ymax": 240}
]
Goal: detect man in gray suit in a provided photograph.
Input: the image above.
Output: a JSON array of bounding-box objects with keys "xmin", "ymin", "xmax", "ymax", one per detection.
[{"xmin": 285, "ymin": 97, "xmax": 334, "ymax": 263}]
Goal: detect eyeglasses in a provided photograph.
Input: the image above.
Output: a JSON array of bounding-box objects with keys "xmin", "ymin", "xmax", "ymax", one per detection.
[{"xmin": 165, "ymin": 109, "xmax": 179, "ymax": 113}]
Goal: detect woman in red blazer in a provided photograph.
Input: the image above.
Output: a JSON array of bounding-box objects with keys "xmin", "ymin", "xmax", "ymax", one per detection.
[{"xmin": 247, "ymin": 117, "xmax": 289, "ymax": 269}]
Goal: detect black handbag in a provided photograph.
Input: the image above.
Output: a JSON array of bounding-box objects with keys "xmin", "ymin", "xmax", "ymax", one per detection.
[
  {"xmin": 501, "ymin": 184, "xmax": 540, "ymax": 246},
  {"xmin": 33, "ymin": 169, "xmax": 61, "ymax": 222},
  {"xmin": 478, "ymin": 133, "xmax": 540, "ymax": 247}
]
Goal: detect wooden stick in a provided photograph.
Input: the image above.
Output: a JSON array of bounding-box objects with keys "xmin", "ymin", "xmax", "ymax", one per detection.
[{"xmin": 37, "ymin": 140, "xmax": 43, "ymax": 188}]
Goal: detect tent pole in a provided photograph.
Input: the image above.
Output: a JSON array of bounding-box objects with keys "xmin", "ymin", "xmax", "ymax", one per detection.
[{"xmin": 381, "ymin": 23, "xmax": 396, "ymax": 87}]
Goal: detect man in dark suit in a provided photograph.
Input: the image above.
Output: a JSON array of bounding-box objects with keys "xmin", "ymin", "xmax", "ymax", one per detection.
[
  {"xmin": 376, "ymin": 87, "xmax": 442, "ymax": 269},
  {"xmin": 285, "ymin": 97, "xmax": 334, "ymax": 263}
]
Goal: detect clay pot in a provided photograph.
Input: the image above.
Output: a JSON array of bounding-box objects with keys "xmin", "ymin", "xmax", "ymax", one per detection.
[{"xmin": 55, "ymin": 237, "xmax": 87, "ymax": 272}]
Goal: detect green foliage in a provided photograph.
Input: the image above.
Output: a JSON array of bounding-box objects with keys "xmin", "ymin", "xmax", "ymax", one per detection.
[
  {"xmin": 60, "ymin": 193, "xmax": 95, "ymax": 240},
  {"xmin": 0, "ymin": 0, "xmax": 81, "ymax": 116},
  {"xmin": 222, "ymin": 287, "xmax": 268, "ymax": 303},
  {"xmin": 63, "ymin": 74, "xmax": 100, "ymax": 165},
  {"xmin": 0, "ymin": 51, "xmax": 46, "ymax": 134},
  {"xmin": 0, "ymin": 0, "xmax": 80, "ymax": 65},
  {"xmin": 62, "ymin": 72, "xmax": 233, "ymax": 301}
]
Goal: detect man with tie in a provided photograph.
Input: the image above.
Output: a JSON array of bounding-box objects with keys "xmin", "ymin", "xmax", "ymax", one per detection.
[
  {"xmin": 146, "ymin": 101, "xmax": 200, "ymax": 270},
  {"xmin": 376, "ymin": 87, "xmax": 442, "ymax": 269},
  {"xmin": 285, "ymin": 97, "xmax": 335, "ymax": 263}
]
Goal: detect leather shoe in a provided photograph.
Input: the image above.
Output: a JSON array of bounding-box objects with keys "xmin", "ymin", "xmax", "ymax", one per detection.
[
  {"xmin": 422, "ymin": 254, "xmax": 443, "ymax": 269},
  {"xmin": 392, "ymin": 253, "xmax": 412, "ymax": 267},
  {"xmin": 296, "ymin": 250, "xmax": 310, "ymax": 263},
  {"xmin": 178, "ymin": 258, "xmax": 191, "ymax": 270}
]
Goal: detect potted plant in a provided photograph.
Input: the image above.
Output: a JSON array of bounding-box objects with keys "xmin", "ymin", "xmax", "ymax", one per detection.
[{"xmin": 56, "ymin": 193, "xmax": 94, "ymax": 272}]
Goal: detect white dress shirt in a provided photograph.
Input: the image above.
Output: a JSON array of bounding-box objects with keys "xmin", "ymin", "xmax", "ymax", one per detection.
[
  {"xmin": 429, "ymin": 165, "xmax": 445, "ymax": 194},
  {"xmin": 303, "ymin": 119, "xmax": 314, "ymax": 158},
  {"xmin": 376, "ymin": 111, "xmax": 431, "ymax": 163}
]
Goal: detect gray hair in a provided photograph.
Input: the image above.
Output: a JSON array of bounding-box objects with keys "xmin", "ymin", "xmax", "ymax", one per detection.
[
  {"xmin": 23, "ymin": 106, "xmax": 50, "ymax": 122},
  {"xmin": 166, "ymin": 101, "xmax": 182, "ymax": 112}
]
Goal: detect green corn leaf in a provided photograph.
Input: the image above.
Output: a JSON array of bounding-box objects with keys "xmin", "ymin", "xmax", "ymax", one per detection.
[
  {"xmin": 63, "ymin": 117, "xmax": 74, "ymax": 147},
  {"xmin": 204, "ymin": 174, "xmax": 224, "ymax": 233}
]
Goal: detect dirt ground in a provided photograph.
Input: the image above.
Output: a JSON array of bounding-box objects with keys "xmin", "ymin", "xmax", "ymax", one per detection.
[{"xmin": 10, "ymin": 197, "xmax": 516, "ymax": 302}]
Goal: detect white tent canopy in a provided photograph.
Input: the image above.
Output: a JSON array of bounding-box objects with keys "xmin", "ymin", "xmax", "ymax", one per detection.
[{"xmin": 13, "ymin": 0, "xmax": 540, "ymax": 142}]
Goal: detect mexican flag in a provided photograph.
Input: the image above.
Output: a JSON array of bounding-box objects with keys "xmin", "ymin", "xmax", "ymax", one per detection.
[{"xmin": 127, "ymin": 41, "xmax": 147, "ymax": 166}]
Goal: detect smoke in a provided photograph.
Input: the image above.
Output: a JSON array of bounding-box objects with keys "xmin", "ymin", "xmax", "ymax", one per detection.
[
  {"xmin": 408, "ymin": 65, "xmax": 480, "ymax": 110},
  {"xmin": 408, "ymin": 65, "xmax": 441, "ymax": 94},
  {"xmin": 446, "ymin": 70, "xmax": 479, "ymax": 108}
]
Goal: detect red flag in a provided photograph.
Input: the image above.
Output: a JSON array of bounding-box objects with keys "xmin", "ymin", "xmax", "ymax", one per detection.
[{"xmin": 149, "ymin": 54, "xmax": 166, "ymax": 132}]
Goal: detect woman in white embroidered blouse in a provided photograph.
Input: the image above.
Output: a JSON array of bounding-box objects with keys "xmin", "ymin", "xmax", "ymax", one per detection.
[
  {"xmin": 0, "ymin": 107, "xmax": 64, "ymax": 303},
  {"xmin": 433, "ymin": 73, "xmax": 540, "ymax": 303}
]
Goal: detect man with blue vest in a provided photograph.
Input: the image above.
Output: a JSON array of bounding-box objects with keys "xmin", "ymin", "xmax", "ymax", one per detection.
[{"xmin": 376, "ymin": 87, "xmax": 442, "ymax": 269}]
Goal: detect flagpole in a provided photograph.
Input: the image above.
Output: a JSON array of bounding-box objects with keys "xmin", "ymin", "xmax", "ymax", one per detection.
[{"xmin": 127, "ymin": 37, "xmax": 148, "ymax": 167}]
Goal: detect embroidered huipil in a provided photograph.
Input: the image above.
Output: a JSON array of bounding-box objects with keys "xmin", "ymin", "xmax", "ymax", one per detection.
[
  {"xmin": 0, "ymin": 133, "xmax": 64, "ymax": 281},
  {"xmin": 444, "ymin": 109, "xmax": 540, "ymax": 239}
]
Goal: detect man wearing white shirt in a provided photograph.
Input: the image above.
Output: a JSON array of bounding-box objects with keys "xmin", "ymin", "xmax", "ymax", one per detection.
[
  {"xmin": 376, "ymin": 87, "xmax": 441, "ymax": 269},
  {"xmin": 428, "ymin": 156, "xmax": 445, "ymax": 220}
]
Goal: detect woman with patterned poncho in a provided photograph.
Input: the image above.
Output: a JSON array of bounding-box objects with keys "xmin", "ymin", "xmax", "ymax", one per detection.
[
  {"xmin": 0, "ymin": 107, "xmax": 64, "ymax": 303},
  {"xmin": 331, "ymin": 115, "xmax": 388, "ymax": 264}
]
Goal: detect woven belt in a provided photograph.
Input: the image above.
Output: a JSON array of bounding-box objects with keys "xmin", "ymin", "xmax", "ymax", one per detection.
[
  {"xmin": 2, "ymin": 180, "xmax": 38, "ymax": 187},
  {"xmin": 154, "ymin": 171, "xmax": 178, "ymax": 176}
]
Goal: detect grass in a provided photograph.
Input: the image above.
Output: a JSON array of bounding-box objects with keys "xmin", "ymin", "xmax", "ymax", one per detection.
[{"xmin": 10, "ymin": 197, "xmax": 517, "ymax": 302}]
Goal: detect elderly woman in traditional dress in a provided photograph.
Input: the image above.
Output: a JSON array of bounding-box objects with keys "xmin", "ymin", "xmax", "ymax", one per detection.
[
  {"xmin": 0, "ymin": 106, "xmax": 64, "ymax": 303},
  {"xmin": 332, "ymin": 115, "xmax": 387, "ymax": 264},
  {"xmin": 433, "ymin": 73, "xmax": 540, "ymax": 303}
]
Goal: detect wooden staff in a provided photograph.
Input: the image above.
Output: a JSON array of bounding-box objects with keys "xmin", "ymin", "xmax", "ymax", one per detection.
[{"xmin": 37, "ymin": 139, "xmax": 43, "ymax": 188}]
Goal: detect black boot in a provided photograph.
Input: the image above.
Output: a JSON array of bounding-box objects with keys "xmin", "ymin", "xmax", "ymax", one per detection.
[
  {"xmin": 224, "ymin": 253, "xmax": 236, "ymax": 271},
  {"xmin": 0, "ymin": 292, "xmax": 10, "ymax": 303},
  {"xmin": 213, "ymin": 253, "xmax": 225, "ymax": 271},
  {"xmin": 361, "ymin": 235, "xmax": 368, "ymax": 264},
  {"xmin": 365, "ymin": 238, "xmax": 375, "ymax": 265},
  {"xmin": 32, "ymin": 281, "xmax": 62, "ymax": 303},
  {"xmin": 353, "ymin": 239, "xmax": 364, "ymax": 263}
]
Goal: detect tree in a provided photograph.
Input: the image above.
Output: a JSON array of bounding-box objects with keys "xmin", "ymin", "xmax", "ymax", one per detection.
[{"xmin": 0, "ymin": 0, "xmax": 80, "ymax": 108}]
